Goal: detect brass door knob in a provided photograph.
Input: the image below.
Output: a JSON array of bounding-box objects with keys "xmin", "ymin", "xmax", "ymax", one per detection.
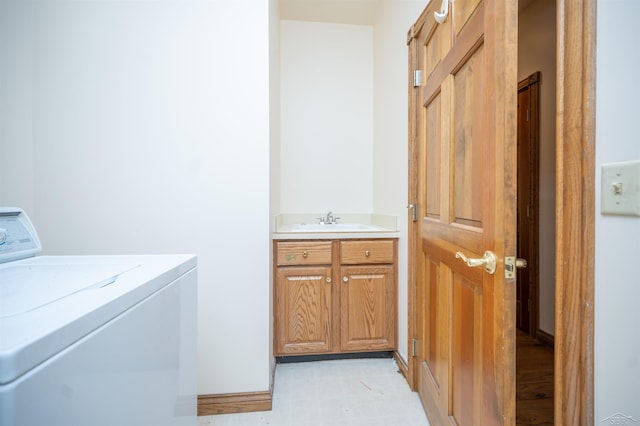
[
  {"xmin": 454, "ymin": 251, "xmax": 497, "ymax": 275},
  {"xmin": 302, "ymin": 251, "xmax": 308, "ymax": 258}
]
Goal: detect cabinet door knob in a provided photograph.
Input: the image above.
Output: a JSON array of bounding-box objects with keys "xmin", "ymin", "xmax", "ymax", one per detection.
[
  {"xmin": 343, "ymin": 276, "xmax": 349, "ymax": 283},
  {"xmin": 302, "ymin": 251, "xmax": 308, "ymax": 258},
  {"xmin": 365, "ymin": 250, "xmax": 370, "ymax": 257},
  {"xmin": 326, "ymin": 277, "xmax": 332, "ymax": 283}
]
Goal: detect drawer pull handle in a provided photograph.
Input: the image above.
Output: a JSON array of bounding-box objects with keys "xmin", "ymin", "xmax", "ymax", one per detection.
[
  {"xmin": 302, "ymin": 251, "xmax": 308, "ymax": 258},
  {"xmin": 365, "ymin": 250, "xmax": 370, "ymax": 257},
  {"xmin": 343, "ymin": 276, "xmax": 349, "ymax": 283}
]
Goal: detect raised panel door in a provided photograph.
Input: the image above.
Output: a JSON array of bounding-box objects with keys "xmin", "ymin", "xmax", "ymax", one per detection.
[
  {"xmin": 409, "ymin": 0, "xmax": 518, "ymax": 424},
  {"xmin": 340, "ymin": 265, "xmax": 396, "ymax": 352},
  {"xmin": 275, "ymin": 266, "xmax": 333, "ymax": 355}
]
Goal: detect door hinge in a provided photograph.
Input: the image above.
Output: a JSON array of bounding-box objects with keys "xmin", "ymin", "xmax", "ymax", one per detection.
[
  {"xmin": 413, "ymin": 70, "xmax": 423, "ymax": 87},
  {"xmin": 412, "ymin": 338, "xmax": 418, "ymax": 357},
  {"xmin": 407, "ymin": 204, "xmax": 418, "ymax": 222}
]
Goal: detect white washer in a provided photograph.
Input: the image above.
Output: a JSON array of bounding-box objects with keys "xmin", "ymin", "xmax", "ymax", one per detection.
[{"xmin": 0, "ymin": 208, "xmax": 197, "ymax": 426}]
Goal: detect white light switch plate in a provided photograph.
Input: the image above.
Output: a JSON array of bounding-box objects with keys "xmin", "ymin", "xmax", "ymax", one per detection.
[{"xmin": 601, "ymin": 160, "xmax": 640, "ymax": 217}]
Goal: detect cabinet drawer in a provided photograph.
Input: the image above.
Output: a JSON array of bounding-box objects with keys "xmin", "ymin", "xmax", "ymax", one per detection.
[
  {"xmin": 276, "ymin": 241, "xmax": 332, "ymax": 266},
  {"xmin": 340, "ymin": 240, "xmax": 394, "ymax": 264}
]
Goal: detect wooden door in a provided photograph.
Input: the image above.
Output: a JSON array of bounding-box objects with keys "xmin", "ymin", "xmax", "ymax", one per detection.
[
  {"xmin": 340, "ymin": 265, "xmax": 396, "ymax": 352},
  {"xmin": 408, "ymin": 0, "xmax": 518, "ymax": 424},
  {"xmin": 275, "ymin": 266, "xmax": 333, "ymax": 355}
]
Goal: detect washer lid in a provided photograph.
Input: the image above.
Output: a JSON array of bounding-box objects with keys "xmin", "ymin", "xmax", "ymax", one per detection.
[
  {"xmin": 0, "ymin": 208, "xmax": 41, "ymax": 264},
  {"xmin": 0, "ymin": 263, "xmax": 139, "ymax": 318}
]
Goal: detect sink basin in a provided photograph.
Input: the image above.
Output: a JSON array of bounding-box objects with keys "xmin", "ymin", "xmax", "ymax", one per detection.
[{"xmin": 277, "ymin": 223, "xmax": 389, "ymax": 233}]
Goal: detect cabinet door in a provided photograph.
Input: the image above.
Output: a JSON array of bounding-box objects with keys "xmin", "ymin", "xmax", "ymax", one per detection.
[
  {"xmin": 340, "ymin": 265, "xmax": 396, "ymax": 352},
  {"xmin": 275, "ymin": 266, "xmax": 333, "ymax": 355}
]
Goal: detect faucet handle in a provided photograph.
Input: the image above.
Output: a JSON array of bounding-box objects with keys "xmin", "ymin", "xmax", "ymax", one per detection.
[
  {"xmin": 316, "ymin": 217, "xmax": 325, "ymax": 224},
  {"xmin": 333, "ymin": 217, "xmax": 340, "ymax": 223}
]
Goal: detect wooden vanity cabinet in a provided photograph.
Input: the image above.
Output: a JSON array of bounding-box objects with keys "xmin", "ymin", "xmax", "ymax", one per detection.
[
  {"xmin": 339, "ymin": 240, "xmax": 397, "ymax": 352},
  {"xmin": 274, "ymin": 241, "xmax": 334, "ymax": 355},
  {"xmin": 274, "ymin": 239, "xmax": 397, "ymax": 357}
]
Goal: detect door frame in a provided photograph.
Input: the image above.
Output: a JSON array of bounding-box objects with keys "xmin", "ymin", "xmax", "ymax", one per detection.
[
  {"xmin": 406, "ymin": 0, "xmax": 596, "ymax": 424},
  {"xmin": 553, "ymin": 0, "xmax": 595, "ymax": 424}
]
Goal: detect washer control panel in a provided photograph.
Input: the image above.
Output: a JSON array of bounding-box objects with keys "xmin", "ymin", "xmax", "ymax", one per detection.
[{"xmin": 0, "ymin": 208, "xmax": 41, "ymax": 263}]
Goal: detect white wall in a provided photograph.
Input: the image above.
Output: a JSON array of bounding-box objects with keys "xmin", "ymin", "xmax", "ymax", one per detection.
[
  {"xmin": 280, "ymin": 0, "xmax": 376, "ymax": 26},
  {"xmin": 0, "ymin": 1, "xmax": 35, "ymax": 214},
  {"xmin": 595, "ymin": 0, "xmax": 640, "ymax": 421},
  {"xmin": 372, "ymin": 0, "xmax": 426, "ymax": 364},
  {"xmin": 517, "ymin": 0, "xmax": 556, "ymax": 336},
  {"xmin": 269, "ymin": 0, "xmax": 281, "ymax": 378},
  {"xmin": 270, "ymin": 1, "xmax": 282, "ymax": 228},
  {"xmin": 280, "ymin": 20, "xmax": 374, "ymax": 214},
  {"xmin": 0, "ymin": 0, "xmax": 272, "ymax": 396}
]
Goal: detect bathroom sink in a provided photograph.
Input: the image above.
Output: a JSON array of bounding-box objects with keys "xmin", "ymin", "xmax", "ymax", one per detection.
[{"xmin": 277, "ymin": 223, "xmax": 388, "ymax": 233}]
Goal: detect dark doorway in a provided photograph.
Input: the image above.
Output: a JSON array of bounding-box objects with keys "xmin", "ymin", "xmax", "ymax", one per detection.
[
  {"xmin": 516, "ymin": 71, "xmax": 554, "ymax": 425},
  {"xmin": 516, "ymin": 72, "xmax": 541, "ymax": 337}
]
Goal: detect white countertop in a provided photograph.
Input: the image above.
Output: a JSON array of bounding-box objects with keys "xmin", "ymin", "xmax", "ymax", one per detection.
[
  {"xmin": 272, "ymin": 213, "xmax": 400, "ymax": 240},
  {"xmin": 273, "ymin": 230, "xmax": 400, "ymax": 240}
]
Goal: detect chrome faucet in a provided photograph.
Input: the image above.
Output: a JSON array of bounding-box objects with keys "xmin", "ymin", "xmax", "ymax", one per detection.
[{"xmin": 317, "ymin": 211, "xmax": 339, "ymax": 224}]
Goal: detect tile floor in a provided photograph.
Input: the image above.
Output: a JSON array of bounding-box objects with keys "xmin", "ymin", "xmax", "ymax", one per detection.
[{"xmin": 198, "ymin": 358, "xmax": 430, "ymax": 426}]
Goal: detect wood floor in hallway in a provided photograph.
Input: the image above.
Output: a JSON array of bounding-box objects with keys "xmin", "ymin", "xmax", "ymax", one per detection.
[{"xmin": 516, "ymin": 329, "xmax": 555, "ymax": 425}]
